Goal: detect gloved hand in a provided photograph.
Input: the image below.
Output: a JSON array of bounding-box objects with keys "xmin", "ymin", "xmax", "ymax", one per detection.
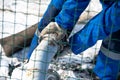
[{"xmin": 40, "ymin": 22, "xmax": 67, "ymax": 41}]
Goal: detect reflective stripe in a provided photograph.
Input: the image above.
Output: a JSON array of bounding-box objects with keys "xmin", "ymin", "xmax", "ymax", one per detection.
[{"xmin": 101, "ymin": 45, "xmax": 120, "ymax": 60}]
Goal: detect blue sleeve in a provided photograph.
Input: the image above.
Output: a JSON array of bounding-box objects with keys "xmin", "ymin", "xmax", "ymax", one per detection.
[
  {"xmin": 69, "ymin": 1, "xmax": 120, "ymax": 54},
  {"xmin": 37, "ymin": 0, "xmax": 65, "ymax": 32},
  {"xmin": 27, "ymin": 0, "xmax": 66, "ymax": 59},
  {"xmin": 55, "ymin": 0, "xmax": 90, "ymax": 31},
  {"xmin": 51, "ymin": 0, "xmax": 65, "ymax": 10},
  {"xmin": 104, "ymin": 1, "xmax": 120, "ymax": 34}
]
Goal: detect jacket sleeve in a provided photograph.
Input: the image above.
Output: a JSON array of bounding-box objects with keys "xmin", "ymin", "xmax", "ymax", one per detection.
[
  {"xmin": 69, "ymin": 1, "xmax": 120, "ymax": 54},
  {"xmin": 27, "ymin": 0, "xmax": 66, "ymax": 59},
  {"xmin": 55, "ymin": 0, "xmax": 90, "ymax": 31},
  {"xmin": 37, "ymin": 0, "xmax": 65, "ymax": 32},
  {"xmin": 103, "ymin": 1, "xmax": 120, "ymax": 34}
]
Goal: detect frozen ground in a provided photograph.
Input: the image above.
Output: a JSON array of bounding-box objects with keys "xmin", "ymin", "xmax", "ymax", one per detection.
[{"xmin": 0, "ymin": 0, "xmax": 102, "ymax": 80}]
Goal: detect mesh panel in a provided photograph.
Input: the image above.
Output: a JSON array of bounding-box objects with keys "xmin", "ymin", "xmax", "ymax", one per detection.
[{"xmin": 0, "ymin": 0, "xmax": 119, "ymax": 80}]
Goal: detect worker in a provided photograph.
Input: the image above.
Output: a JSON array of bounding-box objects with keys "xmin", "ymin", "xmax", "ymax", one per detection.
[{"xmin": 26, "ymin": 0, "xmax": 120, "ymax": 80}]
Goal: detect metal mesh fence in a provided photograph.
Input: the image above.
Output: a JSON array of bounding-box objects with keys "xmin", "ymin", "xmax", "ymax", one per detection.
[{"xmin": 0, "ymin": 0, "xmax": 119, "ymax": 80}]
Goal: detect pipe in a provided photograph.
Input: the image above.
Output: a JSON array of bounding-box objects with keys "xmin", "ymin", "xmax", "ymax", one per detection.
[{"xmin": 11, "ymin": 34, "xmax": 59, "ymax": 80}]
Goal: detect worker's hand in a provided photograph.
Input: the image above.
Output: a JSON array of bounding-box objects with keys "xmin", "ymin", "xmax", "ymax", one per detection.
[{"xmin": 40, "ymin": 22, "xmax": 67, "ymax": 41}]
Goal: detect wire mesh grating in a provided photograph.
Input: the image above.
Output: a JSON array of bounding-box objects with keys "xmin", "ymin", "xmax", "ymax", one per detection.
[{"xmin": 0, "ymin": 0, "xmax": 120, "ymax": 80}]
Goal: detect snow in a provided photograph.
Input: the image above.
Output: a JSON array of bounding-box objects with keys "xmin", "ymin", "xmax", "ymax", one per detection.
[{"xmin": 0, "ymin": 0, "xmax": 102, "ymax": 80}]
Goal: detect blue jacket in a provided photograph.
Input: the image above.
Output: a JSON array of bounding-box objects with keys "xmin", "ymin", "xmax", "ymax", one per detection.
[
  {"xmin": 27, "ymin": 0, "xmax": 120, "ymax": 59},
  {"xmin": 68, "ymin": 0, "xmax": 120, "ymax": 54}
]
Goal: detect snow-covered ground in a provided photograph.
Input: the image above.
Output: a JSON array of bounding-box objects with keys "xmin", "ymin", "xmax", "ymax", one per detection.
[{"xmin": 0, "ymin": 0, "xmax": 102, "ymax": 80}]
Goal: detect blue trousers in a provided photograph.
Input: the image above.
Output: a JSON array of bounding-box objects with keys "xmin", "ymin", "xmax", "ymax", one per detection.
[{"xmin": 93, "ymin": 51, "xmax": 120, "ymax": 80}]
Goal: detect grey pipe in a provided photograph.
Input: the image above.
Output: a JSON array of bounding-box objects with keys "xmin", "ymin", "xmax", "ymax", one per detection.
[{"xmin": 11, "ymin": 34, "xmax": 59, "ymax": 80}]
